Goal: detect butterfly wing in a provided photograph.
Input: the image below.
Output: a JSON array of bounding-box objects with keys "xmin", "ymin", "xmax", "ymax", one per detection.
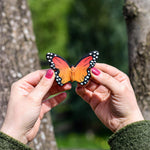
[
  {"xmin": 73, "ymin": 51, "xmax": 99, "ymax": 85},
  {"xmin": 46, "ymin": 53, "xmax": 71, "ymax": 86}
]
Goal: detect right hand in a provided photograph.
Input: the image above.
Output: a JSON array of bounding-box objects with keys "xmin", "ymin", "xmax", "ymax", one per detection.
[
  {"xmin": 1, "ymin": 69, "xmax": 71, "ymax": 144},
  {"xmin": 76, "ymin": 63, "xmax": 144, "ymax": 132}
]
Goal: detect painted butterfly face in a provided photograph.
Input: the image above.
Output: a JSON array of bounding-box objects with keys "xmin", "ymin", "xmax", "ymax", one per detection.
[{"xmin": 46, "ymin": 51, "xmax": 99, "ymax": 86}]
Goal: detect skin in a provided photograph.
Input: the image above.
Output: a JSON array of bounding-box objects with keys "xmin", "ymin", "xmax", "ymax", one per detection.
[
  {"xmin": 76, "ymin": 63, "xmax": 144, "ymax": 132},
  {"xmin": 0, "ymin": 69, "xmax": 72, "ymax": 144},
  {"xmin": 0, "ymin": 63, "xmax": 144, "ymax": 145}
]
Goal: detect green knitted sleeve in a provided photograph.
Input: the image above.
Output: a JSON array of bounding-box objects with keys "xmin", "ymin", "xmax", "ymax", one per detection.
[
  {"xmin": 0, "ymin": 131, "xmax": 32, "ymax": 150},
  {"xmin": 108, "ymin": 120, "xmax": 150, "ymax": 150}
]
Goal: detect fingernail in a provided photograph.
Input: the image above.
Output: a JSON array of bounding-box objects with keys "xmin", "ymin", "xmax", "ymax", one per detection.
[
  {"xmin": 92, "ymin": 68, "xmax": 100, "ymax": 76},
  {"xmin": 45, "ymin": 69, "xmax": 53, "ymax": 79}
]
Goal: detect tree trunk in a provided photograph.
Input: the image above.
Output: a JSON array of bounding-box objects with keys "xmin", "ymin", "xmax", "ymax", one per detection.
[
  {"xmin": 0, "ymin": 0, "xmax": 57, "ymax": 149},
  {"xmin": 124, "ymin": 0, "xmax": 150, "ymax": 119}
]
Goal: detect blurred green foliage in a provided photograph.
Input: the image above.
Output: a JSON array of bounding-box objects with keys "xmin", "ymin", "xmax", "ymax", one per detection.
[
  {"xmin": 56, "ymin": 133, "xmax": 110, "ymax": 149},
  {"xmin": 28, "ymin": 0, "xmax": 73, "ymax": 59},
  {"xmin": 28, "ymin": 0, "xmax": 127, "ymax": 149}
]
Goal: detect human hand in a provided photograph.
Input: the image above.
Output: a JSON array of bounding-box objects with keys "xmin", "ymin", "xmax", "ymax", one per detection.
[
  {"xmin": 76, "ymin": 63, "xmax": 144, "ymax": 132},
  {"xmin": 0, "ymin": 69, "xmax": 71, "ymax": 144}
]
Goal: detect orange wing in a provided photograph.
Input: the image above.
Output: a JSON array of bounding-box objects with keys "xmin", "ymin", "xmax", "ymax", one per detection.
[
  {"xmin": 46, "ymin": 51, "xmax": 99, "ymax": 86},
  {"xmin": 46, "ymin": 53, "xmax": 71, "ymax": 86},
  {"xmin": 73, "ymin": 51, "xmax": 99, "ymax": 85}
]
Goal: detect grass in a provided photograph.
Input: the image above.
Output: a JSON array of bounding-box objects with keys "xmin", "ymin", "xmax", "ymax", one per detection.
[{"xmin": 56, "ymin": 133, "xmax": 110, "ymax": 150}]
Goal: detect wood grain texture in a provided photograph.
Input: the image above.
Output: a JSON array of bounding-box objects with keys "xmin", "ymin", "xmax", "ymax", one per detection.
[
  {"xmin": 0, "ymin": 0, "xmax": 57, "ymax": 149},
  {"xmin": 124, "ymin": 0, "xmax": 150, "ymax": 119}
]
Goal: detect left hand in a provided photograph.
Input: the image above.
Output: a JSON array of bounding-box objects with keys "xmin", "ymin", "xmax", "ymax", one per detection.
[{"xmin": 1, "ymin": 69, "xmax": 71, "ymax": 144}]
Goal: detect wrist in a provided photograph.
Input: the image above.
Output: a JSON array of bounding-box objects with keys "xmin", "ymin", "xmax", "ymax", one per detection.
[
  {"xmin": 116, "ymin": 111, "xmax": 144, "ymax": 132},
  {"xmin": 0, "ymin": 124, "xmax": 28, "ymax": 144}
]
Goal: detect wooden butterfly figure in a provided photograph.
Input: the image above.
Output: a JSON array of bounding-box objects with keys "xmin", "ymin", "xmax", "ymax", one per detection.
[{"xmin": 46, "ymin": 51, "xmax": 99, "ymax": 86}]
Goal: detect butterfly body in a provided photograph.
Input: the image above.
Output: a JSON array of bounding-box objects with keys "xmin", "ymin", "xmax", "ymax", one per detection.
[{"xmin": 46, "ymin": 51, "xmax": 99, "ymax": 86}]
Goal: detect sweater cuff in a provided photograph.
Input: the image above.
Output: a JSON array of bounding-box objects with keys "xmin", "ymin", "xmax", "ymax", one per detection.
[
  {"xmin": 108, "ymin": 120, "xmax": 150, "ymax": 149},
  {"xmin": 0, "ymin": 131, "xmax": 32, "ymax": 150}
]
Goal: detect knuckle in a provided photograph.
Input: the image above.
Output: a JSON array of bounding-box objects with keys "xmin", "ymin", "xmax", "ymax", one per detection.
[
  {"xmin": 27, "ymin": 94, "xmax": 36, "ymax": 101},
  {"xmin": 122, "ymin": 72, "xmax": 129, "ymax": 79},
  {"xmin": 35, "ymin": 70, "xmax": 42, "ymax": 76},
  {"xmin": 11, "ymin": 81, "xmax": 18, "ymax": 90},
  {"xmin": 104, "ymin": 73, "xmax": 111, "ymax": 81},
  {"xmin": 120, "ymin": 85, "xmax": 128, "ymax": 93},
  {"xmin": 120, "ymin": 73, "xmax": 130, "ymax": 83}
]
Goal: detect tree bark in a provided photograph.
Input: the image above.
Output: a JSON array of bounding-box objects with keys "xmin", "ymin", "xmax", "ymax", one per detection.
[
  {"xmin": 0, "ymin": 0, "xmax": 57, "ymax": 149},
  {"xmin": 124, "ymin": 0, "xmax": 150, "ymax": 119}
]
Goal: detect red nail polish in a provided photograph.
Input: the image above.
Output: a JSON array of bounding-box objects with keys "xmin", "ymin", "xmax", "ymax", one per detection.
[
  {"xmin": 45, "ymin": 69, "xmax": 53, "ymax": 79},
  {"xmin": 92, "ymin": 68, "xmax": 100, "ymax": 76}
]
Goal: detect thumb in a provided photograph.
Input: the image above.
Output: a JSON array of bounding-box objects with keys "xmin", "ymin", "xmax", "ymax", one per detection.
[
  {"xmin": 28, "ymin": 69, "xmax": 55, "ymax": 103},
  {"xmin": 91, "ymin": 67, "xmax": 121, "ymax": 94}
]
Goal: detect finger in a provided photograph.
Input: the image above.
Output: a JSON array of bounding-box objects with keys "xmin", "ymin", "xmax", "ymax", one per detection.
[
  {"xmin": 84, "ymin": 80, "xmax": 99, "ymax": 92},
  {"xmin": 89, "ymin": 93, "xmax": 102, "ymax": 111},
  {"xmin": 95, "ymin": 63, "xmax": 130, "ymax": 84},
  {"xmin": 40, "ymin": 92, "xmax": 67, "ymax": 118},
  {"xmin": 94, "ymin": 85, "xmax": 111, "ymax": 101},
  {"xmin": 28, "ymin": 69, "xmax": 55, "ymax": 103},
  {"xmin": 49, "ymin": 82, "xmax": 72, "ymax": 95},
  {"xmin": 76, "ymin": 86, "xmax": 92, "ymax": 103},
  {"xmin": 76, "ymin": 85, "xmax": 97, "ymax": 109},
  {"xmin": 42, "ymin": 82, "xmax": 72, "ymax": 100},
  {"xmin": 18, "ymin": 70, "xmax": 46, "ymax": 87},
  {"xmin": 91, "ymin": 67, "xmax": 122, "ymax": 94}
]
